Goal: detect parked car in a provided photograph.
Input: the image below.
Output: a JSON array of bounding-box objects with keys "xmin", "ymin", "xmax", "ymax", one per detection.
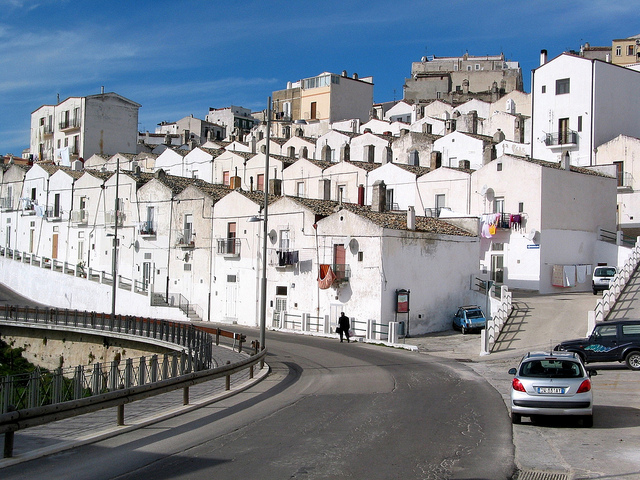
[
  {"xmin": 592, "ymin": 265, "xmax": 617, "ymax": 295},
  {"xmin": 554, "ymin": 319, "xmax": 640, "ymax": 370},
  {"xmin": 508, "ymin": 351, "xmax": 596, "ymax": 427},
  {"xmin": 452, "ymin": 305, "xmax": 486, "ymax": 334}
]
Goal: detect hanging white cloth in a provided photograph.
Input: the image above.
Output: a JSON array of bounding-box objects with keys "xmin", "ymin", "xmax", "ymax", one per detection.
[
  {"xmin": 563, "ymin": 265, "xmax": 576, "ymax": 287},
  {"xmin": 576, "ymin": 265, "xmax": 587, "ymax": 284}
]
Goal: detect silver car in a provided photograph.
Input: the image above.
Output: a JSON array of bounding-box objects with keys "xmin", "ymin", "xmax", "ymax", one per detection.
[{"xmin": 508, "ymin": 352, "xmax": 596, "ymax": 427}]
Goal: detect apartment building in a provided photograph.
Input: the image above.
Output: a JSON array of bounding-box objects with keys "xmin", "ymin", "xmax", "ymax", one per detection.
[
  {"xmin": 531, "ymin": 51, "xmax": 640, "ymax": 167},
  {"xmin": 30, "ymin": 91, "xmax": 141, "ymax": 163}
]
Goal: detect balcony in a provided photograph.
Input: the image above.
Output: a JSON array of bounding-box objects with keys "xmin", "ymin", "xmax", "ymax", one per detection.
[
  {"xmin": 617, "ymin": 171, "xmax": 633, "ymax": 191},
  {"xmin": 425, "ymin": 207, "xmax": 447, "ymax": 218},
  {"xmin": 41, "ymin": 124, "xmax": 54, "ymax": 136},
  {"xmin": 105, "ymin": 210, "xmax": 125, "ymax": 227},
  {"xmin": 216, "ymin": 238, "xmax": 241, "ymax": 257},
  {"xmin": 71, "ymin": 209, "xmax": 89, "ymax": 224},
  {"xmin": 275, "ymin": 250, "xmax": 299, "ymax": 267},
  {"xmin": 59, "ymin": 117, "xmax": 80, "ymax": 131},
  {"xmin": 45, "ymin": 206, "xmax": 63, "ymax": 221},
  {"xmin": 544, "ymin": 130, "xmax": 578, "ymax": 148},
  {"xmin": 176, "ymin": 233, "xmax": 195, "ymax": 249},
  {"xmin": 482, "ymin": 212, "xmax": 523, "ymax": 230},
  {"xmin": 0, "ymin": 197, "xmax": 14, "ymax": 211},
  {"xmin": 138, "ymin": 220, "xmax": 156, "ymax": 237},
  {"xmin": 332, "ymin": 263, "xmax": 351, "ymax": 284},
  {"xmin": 20, "ymin": 198, "xmax": 35, "ymax": 215}
]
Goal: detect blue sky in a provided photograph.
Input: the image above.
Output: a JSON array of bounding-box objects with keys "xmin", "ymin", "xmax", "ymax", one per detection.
[{"xmin": 1, "ymin": 0, "xmax": 639, "ymax": 155}]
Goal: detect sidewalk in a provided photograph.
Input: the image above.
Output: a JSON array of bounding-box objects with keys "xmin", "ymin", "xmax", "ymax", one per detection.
[
  {"xmin": 405, "ymin": 289, "xmax": 640, "ymax": 479},
  {"xmin": 0, "ymin": 344, "xmax": 268, "ymax": 468}
]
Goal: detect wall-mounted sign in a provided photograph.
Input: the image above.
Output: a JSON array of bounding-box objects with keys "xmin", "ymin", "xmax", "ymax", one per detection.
[{"xmin": 396, "ymin": 289, "xmax": 410, "ymax": 313}]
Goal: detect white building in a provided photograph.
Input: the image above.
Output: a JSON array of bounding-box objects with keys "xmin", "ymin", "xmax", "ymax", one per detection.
[
  {"xmin": 30, "ymin": 91, "xmax": 141, "ymax": 163},
  {"xmin": 531, "ymin": 52, "xmax": 640, "ymax": 167}
]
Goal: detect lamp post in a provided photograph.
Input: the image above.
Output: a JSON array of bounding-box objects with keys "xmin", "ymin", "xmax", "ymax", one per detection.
[{"xmin": 258, "ymin": 97, "xmax": 272, "ymax": 350}]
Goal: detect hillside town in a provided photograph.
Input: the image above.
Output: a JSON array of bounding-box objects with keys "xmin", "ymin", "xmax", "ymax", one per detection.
[{"xmin": 2, "ymin": 35, "xmax": 640, "ymax": 336}]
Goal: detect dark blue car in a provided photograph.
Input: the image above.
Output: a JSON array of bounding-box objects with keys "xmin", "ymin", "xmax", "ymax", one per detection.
[{"xmin": 452, "ymin": 305, "xmax": 487, "ymax": 334}]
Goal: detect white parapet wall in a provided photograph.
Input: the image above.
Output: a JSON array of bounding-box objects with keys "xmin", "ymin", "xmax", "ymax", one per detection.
[{"xmin": 0, "ymin": 255, "xmax": 187, "ymax": 321}]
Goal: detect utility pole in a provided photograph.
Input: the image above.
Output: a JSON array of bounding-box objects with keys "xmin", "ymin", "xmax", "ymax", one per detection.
[{"xmin": 111, "ymin": 158, "xmax": 119, "ymax": 318}]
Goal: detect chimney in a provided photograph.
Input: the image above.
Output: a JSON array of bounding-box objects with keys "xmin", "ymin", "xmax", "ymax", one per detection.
[
  {"xmin": 445, "ymin": 119, "xmax": 456, "ymax": 134},
  {"xmin": 371, "ymin": 180, "xmax": 386, "ymax": 212},
  {"xmin": 458, "ymin": 160, "xmax": 471, "ymax": 170},
  {"xmin": 540, "ymin": 49, "xmax": 548, "ymax": 66},
  {"xmin": 101, "ymin": 86, "xmax": 104, "ymax": 94},
  {"xmin": 492, "ymin": 129, "xmax": 506, "ymax": 143},
  {"xmin": 269, "ymin": 178, "xmax": 282, "ymax": 196},
  {"xmin": 561, "ymin": 151, "xmax": 571, "ymax": 170},
  {"xmin": 469, "ymin": 110, "xmax": 478, "ymax": 134},
  {"xmin": 430, "ymin": 151, "xmax": 442, "ymax": 170},
  {"xmin": 407, "ymin": 206, "xmax": 416, "ymax": 231},
  {"xmin": 606, "ymin": 53, "xmax": 611, "ymax": 63}
]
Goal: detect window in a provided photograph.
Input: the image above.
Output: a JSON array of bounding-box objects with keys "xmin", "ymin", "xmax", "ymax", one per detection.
[
  {"xmin": 365, "ymin": 145, "xmax": 375, "ymax": 163},
  {"xmin": 358, "ymin": 251, "xmax": 363, "ymax": 261},
  {"xmin": 296, "ymin": 182, "xmax": 305, "ymax": 197},
  {"xmin": 227, "ymin": 222, "xmax": 236, "ymax": 254},
  {"xmin": 435, "ymin": 194, "xmax": 445, "ymax": 216},
  {"xmin": 614, "ymin": 161, "xmax": 624, "ymax": 187},
  {"xmin": 559, "ymin": 118, "xmax": 570, "ymax": 143},
  {"xmin": 257, "ymin": 173, "xmax": 264, "ymax": 192},
  {"xmin": 279, "ymin": 230, "xmax": 290, "ymax": 251},
  {"xmin": 494, "ymin": 197, "xmax": 505, "ymax": 214},
  {"xmin": 556, "ymin": 78, "xmax": 570, "ymax": 95},
  {"xmin": 541, "ymin": 85, "xmax": 546, "ymax": 93},
  {"xmin": 518, "ymin": 202, "xmax": 524, "ymax": 213},
  {"xmin": 497, "ymin": 162, "xmax": 503, "ymax": 172},
  {"xmin": 337, "ymin": 185, "xmax": 346, "ymax": 203},
  {"xmin": 386, "ymin": 189, "xmax": 394, "ymax": 210},
  {"xmin": 628, "ymin": 45, "xmax": 635, "ymax": 56},
  {"xmin": 491, "ymin": 242, "xmax": 504, "ymax": 251},
  {"xmin": 578, "ymin": 116, "xmax": 582, "ymax": 132},
  {"xmin": 467, "ymin": 65, "xmax": 472, "ymax": 71},
  {"xmin": 475, "ymin": 64, "xmax": 480, "ymax": 70},
  {"xmin": 183, "ymin": 214, "xmax": 193, "ymax": 244},
  {"xmin": 616, "ymin": 45, "xmax": 622, "ymax": 56},
  {"xmin": 310, "ymin": 102, "xmax": 317, "ymax": 119},
  {"xmin": 54, "ymin": 193, "xmax": 60, "ymax": 217},
  {"xmin": 223, "ymin": 170, "xmax": 230, "ymax": 186},
  {"xmin": 409, "ymin": 150, "xmax": 419, "ymax": 166}
]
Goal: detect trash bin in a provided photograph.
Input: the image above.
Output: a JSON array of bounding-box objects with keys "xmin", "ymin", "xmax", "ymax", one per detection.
[{"xmin": 398, "ymin": 321, "xmax": 405, "ymax": 337}]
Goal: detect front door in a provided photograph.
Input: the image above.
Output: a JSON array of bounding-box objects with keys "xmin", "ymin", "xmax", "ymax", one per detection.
[
  {"xmin": 142, "ymin": 261, "xmax": 152, "ymax": 289},
  {"xmin": 52, "ymin": 233, "xmax": 58, "ymax": 259},
  {"xmin": 225, "ymin": 276, "xmax": 238, "ymax": 319},
  {"xmin": 491, "ymin": 254, "xmax": 504, "ymax": 284},
  {"xmin": 559, "ymin": 118, "xmax": 569, "ymax": 144}
]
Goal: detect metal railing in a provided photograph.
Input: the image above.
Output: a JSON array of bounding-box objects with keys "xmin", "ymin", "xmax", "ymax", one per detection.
[
  {"xmin": 216, "ymin": 238, "xmax": 241, "ymax": 256},
  {"xmin": 544, "ymin": 130, "xmax": 578, "ymax": 146},
  {"xmin": 589, "ymin": 236, "xmax": 640, "ymax": 329},
  {"xmin": 332, "ymin": 263, "xmax": 351, "ymax": 283}
]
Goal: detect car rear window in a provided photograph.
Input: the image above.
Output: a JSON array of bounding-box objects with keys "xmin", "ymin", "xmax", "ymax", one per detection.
[
  {"xmin": 520, "ymin": 360, "xmax": 583, "ymax": 378},
  {"xmin": 594, "ymin": 267, "xmax": 616, "ymax": 277},
  {"xmin": 622, "ymin": 324, "xmax": 640, "ymax": 336},
  {"xmin": 465, "ymin": 309, "xmax": 484, "ymax": 318}
]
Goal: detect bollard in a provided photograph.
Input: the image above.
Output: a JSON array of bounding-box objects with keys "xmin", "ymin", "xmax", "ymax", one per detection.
[
  {"xmin": 250, "ymin": 365, "xmax": 254, "ymax": 379},
  {"xmin": 225, "ymin": 360, "xmax": 231, "ymax": 390},
  {"xmin": 117, "ymin": 404, "xmax": 125, "ymax": 426},
  {"xmin": 183, "ymin": 386, "xmax": 189, "ymax": 405},
  {"xmin": 3, "ymin": 430, "xmax": 14, "ymax": 458}
]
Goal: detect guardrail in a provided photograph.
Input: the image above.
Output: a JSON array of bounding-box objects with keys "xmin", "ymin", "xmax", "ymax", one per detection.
[
  {"xmin": 0, "ymin": 304, "xmax": 262, "ymax": 457},
  {"xmin": 588, "ymin": 236, "xmax": 640, "ymax": 332},
  {"xmin": 1, "ymin": 348, "xmax": 266, "ymax": 458},
  {"xmin": 481, "ymin": 285, "xmax": 512, "ymax": 355}
]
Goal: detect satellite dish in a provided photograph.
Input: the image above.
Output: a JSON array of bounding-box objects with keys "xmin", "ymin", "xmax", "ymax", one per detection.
[
  {"xmin": 485, "ymin": 188, "xmax": 495, "ymax": 201},
  {"xmin": 479, "ymin": 185, "xmax": 488, "ymax": 196},
  {"xmin": 527, "ymin": 229, "xmax": 538, "ymax": 242},
  {"xmin": 348, "ymin": 238, "xmax": 359, "ymax": 254}
]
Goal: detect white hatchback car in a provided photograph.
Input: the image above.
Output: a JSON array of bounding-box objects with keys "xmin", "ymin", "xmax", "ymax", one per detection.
[
  {"xmin": 508, "ymin": 352, "xmax": 596, "ymax": 427},
  {"xmin": 592, "ymin": 266, "xmax": 617, "ymax": 295}
]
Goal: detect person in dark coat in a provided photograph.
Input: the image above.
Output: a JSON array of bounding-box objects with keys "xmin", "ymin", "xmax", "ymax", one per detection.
[{"xmin": 338, "ymin": 312, "xmax": 350, "ymax": 343}]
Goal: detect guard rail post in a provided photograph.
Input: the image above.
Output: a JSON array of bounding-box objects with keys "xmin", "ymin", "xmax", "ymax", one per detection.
[
  {"xmin": 117, "ymin": 404, "xmax": 125, "ymax": 426},
  {"xmin": 3, "ymin": 406, "xmax": 15, "ymax": 458},
  {"xmin": 183, "ymin": 387, "xmax": 189, "ymax": 405}
]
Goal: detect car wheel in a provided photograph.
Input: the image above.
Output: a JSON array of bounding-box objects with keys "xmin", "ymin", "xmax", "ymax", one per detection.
[
  {"xmin": 582, "ymin": 415, "xmax": 593, "ymax": 428},
  {"xmin": 625, "ymin": 351, "xmax": 640, "ymax": 371},
  {"xmin": 461, "ymin": 326, "xmax": 467, "ymax": 335},
  {"xmin": 592, "ymin": 289, "xmax": 597, "ymax": 295},
  {"xmin": 511, "ymin": 412, "xmax": 521, "ymax": 424}
]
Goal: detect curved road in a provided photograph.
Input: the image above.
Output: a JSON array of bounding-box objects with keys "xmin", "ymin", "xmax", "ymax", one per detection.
[{"xmin": 2, "ymin": 326, "xmax": 514, "ymax": 479}]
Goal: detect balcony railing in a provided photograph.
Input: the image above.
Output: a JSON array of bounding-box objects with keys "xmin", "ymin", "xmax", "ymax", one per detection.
[
  {"xmin": 425, "ymin": 207, "xmax": 446, "ymax": 218},
  {"xmin": 105, "ymin": 210, "xmax": 125, "ymax": 226},
  {"xmin": 217, "ymin": 238, "xmax": 241, "ymax": 257},
  {"xmin": 618, "ymin": 171, "xmax": 633, "ymax": 189},
  {"xmin": 0, "ymin": 197, "xmax": 14, "ymax": 211},
  {"xmin": 42, "ymin": 124, "xmax": 54, "ymax": 135},
  {"xmin": 482, "ymin": 212, "xmax": 524, "ymax": 229},
  {"xmin": 544, "ymin": 130, "xmax": 578, "ymax": 147},
  {"xmin": 139, "ymin": 220, "xmax": 157, "ymax": 237},
  {"xmin": 176, "ymin": 233, "xmax": 195, "ymax": 248},
  {"xmin": 332, "ymin": 263, "xmax": 351, "ymax": 283},
  {"xmin": 45, "ymin": 206, "xmax": 63, "ymax": 220},
  {"xmin": 59, "ymin": 117, "xmax": 80, "ymax": 130},
  {"xmin": 71, "ymin": 209, "xmax": 89, "ymax": 224}
]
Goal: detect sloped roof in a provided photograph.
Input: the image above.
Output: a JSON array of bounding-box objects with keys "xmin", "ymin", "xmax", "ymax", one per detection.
[
  {"xmin": 344, "ymin": 160, "xmax": 382, "ymax": 172},
  {"xmin": 393, "ymin": 163, "xmax": 431, "ymax": 176},
  {"xmin": 287, "ymin": 196, "xmax": 475, "ymax": 237},
  {"xmin": 517, "ymin": 156, "xmax": 613, "ymax": 178}
]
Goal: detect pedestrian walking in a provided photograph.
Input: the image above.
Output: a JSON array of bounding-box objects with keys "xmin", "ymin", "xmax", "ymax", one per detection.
[{"xmin": 337, "ymin": 312, "xmax": 350, "ymax": 343}]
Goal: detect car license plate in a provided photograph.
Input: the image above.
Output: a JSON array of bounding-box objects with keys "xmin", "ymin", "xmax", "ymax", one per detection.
[{"xmin": 537, "ymin": 387, "xmax": 564, "ymax": 394}]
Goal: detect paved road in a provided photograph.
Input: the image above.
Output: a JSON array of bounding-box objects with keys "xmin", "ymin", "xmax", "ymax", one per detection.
[
  {"xmin": 406, "ymin": 290, "xmax": 640, "ymax": 479},
  {"xmin": 1, "ymin": 328, "xmax": 515, "ymax": 480}
]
